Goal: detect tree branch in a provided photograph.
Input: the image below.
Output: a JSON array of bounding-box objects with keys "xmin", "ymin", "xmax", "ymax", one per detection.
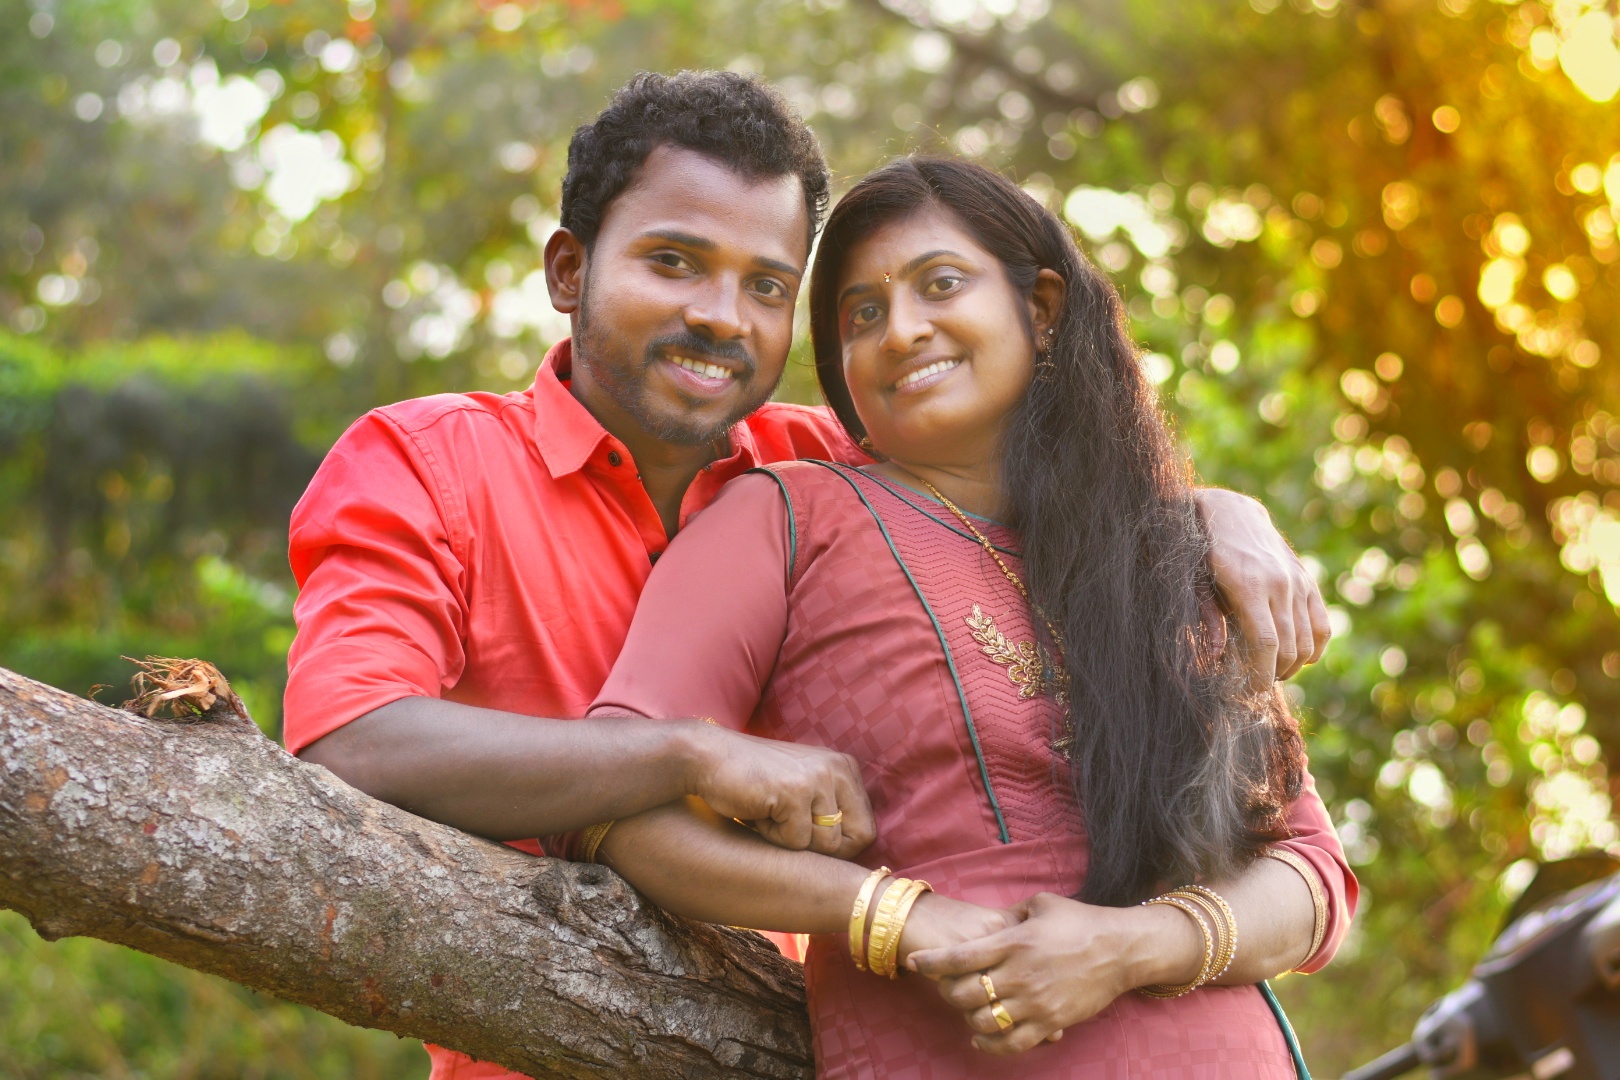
[{"xmin": 0, "ymin": 664, "xmax": 812, "ymax": 1080}]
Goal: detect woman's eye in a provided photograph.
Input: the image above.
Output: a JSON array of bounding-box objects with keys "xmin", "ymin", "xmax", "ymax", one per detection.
[
  {"xmin": 924, "ymin": 274, "xmax": 964, "ymax": 295},
  {"xmin": 849, "ymin": 303, "xmax": 882, "ymax": 328}
]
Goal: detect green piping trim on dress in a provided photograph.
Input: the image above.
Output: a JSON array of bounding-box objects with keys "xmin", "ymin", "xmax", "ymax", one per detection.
[
  {"xmin": 1260, "ymin": 981, "xmax": 1312, "ymax": 1080},
  {"xmin": 746, "ymin": 467, "xmax": 797, "ymax": 582},
  {"xmin": 857, "ymin": 468, "xmax": 1021, "ymax": 556},
  {"xmin": 811, "ymin": 460, "xmax": 1012, "ymax": 845}
]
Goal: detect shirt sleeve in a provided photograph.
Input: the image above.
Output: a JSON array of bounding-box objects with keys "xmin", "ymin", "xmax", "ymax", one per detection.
[
  {"xmin": 1272, "ymin": 767, "xmax": 1359, "ymax": 973},
  {"xmin": 282, "ymin": 410, "xmax": 469, "ymax": 756},
  {"xmin": 586, "ymin": 470, "xmax": 792, "ymax": 731}
]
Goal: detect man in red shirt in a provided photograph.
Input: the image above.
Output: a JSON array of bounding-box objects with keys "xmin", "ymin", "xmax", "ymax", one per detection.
[{"xmin": 287, "ymin": 71, "xmax": 1329, "ymax": 1079}]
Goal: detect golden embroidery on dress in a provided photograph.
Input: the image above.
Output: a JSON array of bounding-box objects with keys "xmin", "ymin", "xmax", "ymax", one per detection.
[{"xmin": 965, "ymin": 604, "xmax": 1075, "ymax": 751}]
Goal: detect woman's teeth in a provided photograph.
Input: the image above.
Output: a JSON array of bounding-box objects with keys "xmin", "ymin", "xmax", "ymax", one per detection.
[
  {"xmin": 895, "ymin": 359, "xmax": 960, "ymax": 390},
  {"xmin": 671, "ymin": 356, "xmax": 735, "ymax": 381}
]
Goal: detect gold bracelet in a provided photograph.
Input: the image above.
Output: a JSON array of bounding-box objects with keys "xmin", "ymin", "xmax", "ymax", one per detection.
[
  {"xmin": 1177, "ymin": 885, "xmax": 1238, "ymax": 980},
  {"xmin": 1266, "ymin": 847, "xmax": 1327, "ymax": 972},
  {"xmin": 1167, "ymin": 889, "xmax": 1233, "ymax": 984},
  {"xmin": 865, "ymin": 876, "xmax": 911, "ymax": 975},
  {"xmin": 578, "ymin": 821, "xmax": 616, "ymax": 864},
  {"xmin": 877, "ymin": 878, "xmax": 932, "ymax": 979},
  {"xmin": 1138, "ymin": 894, "xmax": 1215, "ymax": 998},
  {"xmin": 848, "ymin": 866, "xmax": 892, "ymax": 972}
]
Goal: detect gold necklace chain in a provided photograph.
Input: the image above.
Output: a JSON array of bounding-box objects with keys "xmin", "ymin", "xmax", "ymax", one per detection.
[{"xmin": 911, "ymin": 477, "xmax": 1059, "ymax": 639}]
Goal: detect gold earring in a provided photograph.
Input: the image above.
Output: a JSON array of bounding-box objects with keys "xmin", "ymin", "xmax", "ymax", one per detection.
[{"xmin": 883, "ymin": 272, "xmax": 891, "ymax": 283}]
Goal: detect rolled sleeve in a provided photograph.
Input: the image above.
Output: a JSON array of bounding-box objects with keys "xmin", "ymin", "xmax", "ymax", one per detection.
[
  {"xmin": 283, "ymin": 411, "xmax": 469, "ymax": 755},
  {"xmin": 1274, "ymin": 769, "xmax": 1359, "ymax": 973}
]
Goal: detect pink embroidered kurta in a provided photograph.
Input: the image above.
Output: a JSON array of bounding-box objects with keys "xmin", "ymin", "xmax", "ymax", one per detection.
[{"xmin": 590, "ymin": 461, "xmax": 1356, "ymax": 1080}]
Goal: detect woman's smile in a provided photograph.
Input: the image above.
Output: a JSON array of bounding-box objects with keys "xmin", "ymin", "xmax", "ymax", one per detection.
[{"xmin": 890, "ymin": 355, "xmax": 964, "ymax": 394}]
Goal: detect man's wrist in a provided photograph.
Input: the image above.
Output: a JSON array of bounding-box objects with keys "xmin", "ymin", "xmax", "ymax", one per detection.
[{"xmin": 673, "ymin": 717, "xmax": 722, "ymax": 799}]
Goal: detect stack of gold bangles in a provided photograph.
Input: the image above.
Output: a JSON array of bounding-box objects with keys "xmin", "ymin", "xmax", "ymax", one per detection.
[
  {"xmin": 1137, "ymin": 884, "xmax": 1238, "ymax": 998},
  {"xmin": 849, "ymin": 866, "xmax": 933, "ymax": 979}
]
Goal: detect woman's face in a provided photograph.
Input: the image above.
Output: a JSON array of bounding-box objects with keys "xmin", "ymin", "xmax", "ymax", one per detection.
[{"xmin": 835, "ymin": 206, "xmax": 1047, "ymax": 469}]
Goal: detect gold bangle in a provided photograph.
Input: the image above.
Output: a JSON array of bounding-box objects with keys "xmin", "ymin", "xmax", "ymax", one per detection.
[
  {"xmin": 1138, "ymin": 894, "xmax": 1214, "ymax": 998},
  {"xmin": 1177, "ymin": 886, "xmax": 1238, "ymax": 980},
  {"xmin": 848, "ymin": 866, "xmax": 892, "ymax": 972},
  {"xmin": 1266, "ymin": 847, "xmax": 1327, "ymax": 972},
  {"xmin": 877, "ymin": 878, "xmax": 932, "ymax": 979},
  {"xmin": 866, "ymin": 876, "xmax": 911, "ymax": 975},
  {"xmin": 578, "ymin": 821, "xmax": 616, "ymax": 864},
  {"xmin": 1167, "ymin": 889, "xmax": 1233, "ymax": 984}
]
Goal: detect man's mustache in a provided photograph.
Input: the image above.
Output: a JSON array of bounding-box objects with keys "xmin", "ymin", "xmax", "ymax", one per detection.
[{"xmin": 646, "ymin": 332, "xmax": 755, "ymax": 377}]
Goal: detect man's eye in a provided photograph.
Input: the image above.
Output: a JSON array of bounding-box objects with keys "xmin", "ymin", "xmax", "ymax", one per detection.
[
  {"xmin": 753, "ymin": 278, "xmax": 786, "ymax": 299},
  {"xmin": 652, "ymin": 253, "xmax": 692, "ymax": 270}
]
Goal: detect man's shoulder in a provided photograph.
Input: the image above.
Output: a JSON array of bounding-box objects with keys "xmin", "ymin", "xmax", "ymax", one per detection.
[
  {"xmin": 742, "ymin": 402, "xmax": 863, "ymax": 465},
  {"xmin": 367, "ymin": 389, "xmax": 530, "ymax": 440}
]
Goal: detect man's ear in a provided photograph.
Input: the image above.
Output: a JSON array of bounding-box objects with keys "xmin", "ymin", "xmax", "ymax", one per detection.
[
  {"xmin": 544, "ymin": 227, "xmax": 587, "ymax": 315},
  {"xmin": 1029, "ymin": 268, "xmax": 1066, "ymax": 340}
]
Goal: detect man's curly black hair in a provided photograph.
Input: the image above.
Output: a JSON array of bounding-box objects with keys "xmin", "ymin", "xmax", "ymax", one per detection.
[{"xmin": 560, "ymin": 70, "xmax": 829, "ymax": 254}]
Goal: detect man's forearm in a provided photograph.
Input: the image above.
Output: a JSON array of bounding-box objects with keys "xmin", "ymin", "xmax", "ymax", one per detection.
[{"xmin": 297, "ymin": 696, "xmax": 708, "ymax": 840}]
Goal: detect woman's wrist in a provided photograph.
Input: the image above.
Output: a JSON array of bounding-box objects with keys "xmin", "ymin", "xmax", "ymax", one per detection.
[{"xmin": 1126, "ymin": 902, "xmax": 1207, "ymax": 990}]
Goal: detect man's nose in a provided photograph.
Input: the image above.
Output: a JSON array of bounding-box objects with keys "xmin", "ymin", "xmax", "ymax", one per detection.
[{"xmin": 684, "ymin": 274, "xmax": 748, "ymax": 341}]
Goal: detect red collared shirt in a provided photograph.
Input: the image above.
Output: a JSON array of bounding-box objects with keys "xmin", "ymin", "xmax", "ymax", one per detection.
[{"xmin": 283, "ymin": 338, "xmax": 862, "ymax": 760}]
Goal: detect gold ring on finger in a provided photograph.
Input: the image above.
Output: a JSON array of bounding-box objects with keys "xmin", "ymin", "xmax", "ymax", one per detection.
[
  {"xmin": 812, "ymin": 811, "xmax": 844, "ymax": 827},
  {"xmin": 979, "ymin": 972, "xmax": 1000, "ymax": 1006},
  {"xmin": 990, "ymin": 1001, "xmax": 1015, "ymax": 1031}
]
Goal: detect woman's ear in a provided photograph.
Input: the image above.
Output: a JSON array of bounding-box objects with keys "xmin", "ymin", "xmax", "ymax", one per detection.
[{"xmin": 1029, "ymin": 268, "xmax": 1067, "ymax": 341}]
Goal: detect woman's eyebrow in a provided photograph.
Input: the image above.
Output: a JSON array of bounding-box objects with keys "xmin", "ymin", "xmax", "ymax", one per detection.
[{"xmin": 837, "ymin": 249, "xmax": 963, "ymax": 306}]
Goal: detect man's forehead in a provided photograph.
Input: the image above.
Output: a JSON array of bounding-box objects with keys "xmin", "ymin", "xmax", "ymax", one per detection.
[{"xmin": 598, "ymin": 145, "xmax": 811, "ymax": 266}]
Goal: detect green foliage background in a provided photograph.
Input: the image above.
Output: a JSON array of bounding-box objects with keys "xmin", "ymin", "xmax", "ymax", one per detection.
[{"xmin": 3, "ymin": 0, "xmax": 1619, "ymax": 1075}]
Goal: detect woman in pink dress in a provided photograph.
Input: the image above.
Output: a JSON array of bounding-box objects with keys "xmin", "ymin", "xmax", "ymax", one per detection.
[{"xmin": 560, "ymin": 158, "xmax": 1355, "ymax": 1078}]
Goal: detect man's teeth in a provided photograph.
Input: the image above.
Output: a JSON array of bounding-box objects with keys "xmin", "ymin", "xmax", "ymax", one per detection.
[
  {"xmin": 671, "ymin": 356, "xmax": 735, "ymax": 380},
  {"xmin": 895, "ymin": 359, "xmax": 960, "ymax": 390}
]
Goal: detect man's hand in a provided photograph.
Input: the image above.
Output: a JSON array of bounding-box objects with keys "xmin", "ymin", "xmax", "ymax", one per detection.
[
  {"xmin": 1195, "ymin": 488, "xmax": 1331, "ymax": 684},
  {"xmin": 685, "ymin": 724, "xmax": 875, "ymax": 859}
]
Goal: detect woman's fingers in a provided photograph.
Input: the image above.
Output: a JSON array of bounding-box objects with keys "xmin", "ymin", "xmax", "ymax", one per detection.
[
  {"xmin": 908, "ymin": 927, "xmax": 1016, "ymax": 977},
  {"xmin": 965, "ymin": 1000, "xmax": 1057, "ymax": 1056}
]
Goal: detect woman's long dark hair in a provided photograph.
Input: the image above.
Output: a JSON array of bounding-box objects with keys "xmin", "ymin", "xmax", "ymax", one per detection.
[{"xmin": 809, "ymin": 158, "xmax": 1305, "ymax": 905}]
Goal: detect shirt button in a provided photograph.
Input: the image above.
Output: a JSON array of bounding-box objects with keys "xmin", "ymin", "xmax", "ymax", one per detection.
[{"xmin": 607, "ymin": 451, "xmax": 622, "ymax": 467}]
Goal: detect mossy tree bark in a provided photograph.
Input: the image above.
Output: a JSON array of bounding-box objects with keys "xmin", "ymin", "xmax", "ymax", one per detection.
[{"xmin": 0, "ymin": 665, "xmax": 813, "ymax": 1080}]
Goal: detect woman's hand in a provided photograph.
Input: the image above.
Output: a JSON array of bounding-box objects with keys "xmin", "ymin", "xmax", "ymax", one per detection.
[
  {"xmin": 895, "ymin": 891, "xmax": 1013, "ymax": 964},
  {"xmin": 906, "ymin": 892, "xmax": 1204, "ymax": 1055}
]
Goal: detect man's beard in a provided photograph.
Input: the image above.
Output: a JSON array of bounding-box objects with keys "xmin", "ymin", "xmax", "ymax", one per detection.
[{"xmin": 574, "ymin": 287, "xmax": 780, "ymax": 447}]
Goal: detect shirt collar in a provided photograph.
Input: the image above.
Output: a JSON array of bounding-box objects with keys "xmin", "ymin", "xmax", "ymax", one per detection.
[
  {"xmin": 529, "ymin": 337, "xmax": 761, "ymax": 477},
  {"xmin": 530, "ymin": 338, "xmax": 613, "ymax": 478}
]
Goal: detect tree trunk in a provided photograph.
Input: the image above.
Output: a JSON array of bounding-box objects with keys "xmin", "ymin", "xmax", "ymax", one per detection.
[{"xmin": 0, "ymin": 665, "xmax": 813, "ymax": 1079}]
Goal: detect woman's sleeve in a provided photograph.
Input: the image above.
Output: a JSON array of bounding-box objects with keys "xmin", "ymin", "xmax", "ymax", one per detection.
[
  {"xmin": 545, "ymin": 472, "xmax": 793, "ymax": 861},
  {"xmin": 1271, "ymin": 768, "xmax": 1359, "ymax": 973},
  {"xmin": 589, "ymin": 470, "xmax": 792, "ymax": 729}
]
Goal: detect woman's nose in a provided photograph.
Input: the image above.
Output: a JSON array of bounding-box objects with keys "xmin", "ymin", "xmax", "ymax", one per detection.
[{"xmin": 879, "ymin": 292, "xmax": 932, "ymax": 355}]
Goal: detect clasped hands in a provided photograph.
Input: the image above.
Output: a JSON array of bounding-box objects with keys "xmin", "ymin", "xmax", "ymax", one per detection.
[{"xmin": 898, "ymin": 891, "xmax": 1194, "ymax": 1056}]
